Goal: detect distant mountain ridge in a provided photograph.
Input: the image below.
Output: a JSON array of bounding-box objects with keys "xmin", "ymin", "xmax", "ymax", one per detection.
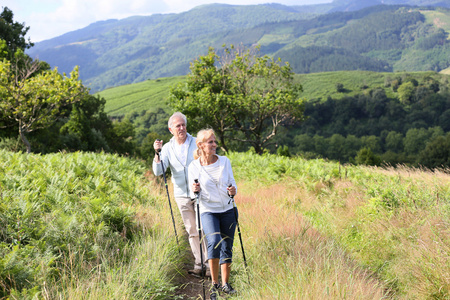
[{"xmin": 27, "ymin": 0, "xmax": 450, "ymax": 92}]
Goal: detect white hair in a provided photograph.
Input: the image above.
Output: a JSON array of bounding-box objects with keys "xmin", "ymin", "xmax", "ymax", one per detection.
[{"xmin": 168, "ymin": 112, "xmax": 187, "ymax": 129}]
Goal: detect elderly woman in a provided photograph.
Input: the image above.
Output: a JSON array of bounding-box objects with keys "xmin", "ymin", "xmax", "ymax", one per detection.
[{"xmin": 188, "ymin": 128, "xmax": 238, "ymax": 299}]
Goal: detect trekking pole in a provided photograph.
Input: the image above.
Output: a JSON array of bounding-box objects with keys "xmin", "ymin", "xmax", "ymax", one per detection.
[
  {"xmin": 228, "ymin": 184, "xmax": 249, "ymax": 280},
  {"xmin": 155, "ymin": 140, "xmax": 180, "ymax": 252},
  {"xmin": 194, "ymin": 179, "xmax": 206, "ymax": 300}
]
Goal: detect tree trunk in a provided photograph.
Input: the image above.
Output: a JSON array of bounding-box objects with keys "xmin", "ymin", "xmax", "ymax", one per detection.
[
  {"xmin": 253, "ymin": 142, "xmax": 263, "ymax": 155},
  {"xmin": 219, "ymin": 132, "xmax": 228, "ymax": 153},
  {"xmin": 19, "ymin": 123, "xmax": 31, "ymax": 153}
]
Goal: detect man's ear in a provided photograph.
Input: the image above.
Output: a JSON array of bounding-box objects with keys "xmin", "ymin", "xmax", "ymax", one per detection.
[{"xmin": 168, "ymin": 127, "xmax": 174, "ymax": 135}]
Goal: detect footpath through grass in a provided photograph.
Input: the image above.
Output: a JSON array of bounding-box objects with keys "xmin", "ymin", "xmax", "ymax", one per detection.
[
  {"xmin": 0, "ymin": 150, "xmax": 186, "ymax": 299},
  {"xmin": 2, "ymin": 150, "xmax": 449, "ymax": 299},
  {"xmin": 227, "ymin": 152, "xmax": 450, "ymax": 299}
]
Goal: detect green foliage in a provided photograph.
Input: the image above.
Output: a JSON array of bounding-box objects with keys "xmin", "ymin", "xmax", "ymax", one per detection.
[
  {"xmin": 404, "ymin": 127, "xmax": 441, "ymax": 155},
  {"xmin": 98, "ymin": 67, "xmax": 450, "ymax": 166},
  {"xmin": 59, "ymin": 94, "xmax": 112, "ymax": 152},
  {"xmin": 418, "ymin": 132, "xmax": 450, "ymax": 168},
  {"xmin": 0, "ymin": 150, "xmax": 170, "ymax": 298},
  {"xmin": 385, "ymin": 130, "xmax": 404, "ymax": 152},
  {"xmin": 169, "ymin": 45, "xmax": 305, "ymax": 154},
  {"xmin": 335, "ymin": 82, "xmax": 344, "ymax": 92},
  {"xmin": 276, "ymin": 45, "xmax": 391, "ymax": 74},
  {"xmin": 110, "ymin": 118, "xmax": 136, "ymax": 155},
  {"xmin": 398, "ymin": 81, "xmax": 416, "ymax": 105},
  {"xmin": 0, "ymin": 60, "xmax": 134, "ymax": 156},
  {"xmin": 354, "ymin": 147, "xmax": 381, "ymax": 166},
  {"xmin": 0, "ymin": 136, "xmax": 25, "ymax": 152},
  {"xmin": 288, "ymin": 73, "xmax": 450, "ymax": 166},
  {"xmin": 229, "ymin": 151, "xmax": 450, "ymax": 298},
  {"xmin": 0, "ymin": 7, "xmax": 33, "ymax": 57},
  {"xmin": 277, "ymin": 145, "xmax": 291, "ymax": 157},
  {"xmin": 0, "ymin": 57, "xmax": 87, "ymax": 153}
]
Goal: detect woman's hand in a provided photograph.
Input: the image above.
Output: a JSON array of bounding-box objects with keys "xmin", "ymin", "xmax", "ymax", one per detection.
[
  {"xmin": 192, "ymin": 181, "xmax": 200, "ymax": 193},
  {"xmin": 227, "ymin": 185, "xmax": 236, "ymax": 196}
]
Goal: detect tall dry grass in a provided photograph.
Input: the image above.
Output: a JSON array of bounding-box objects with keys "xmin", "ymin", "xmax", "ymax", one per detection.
[
  {"xmin": 223, "ymin": 152, "xmax": 450, "ymax": 299},
  {"xmin": 228, "ymin": 182, "xmax": 389, "ymax": 299}
]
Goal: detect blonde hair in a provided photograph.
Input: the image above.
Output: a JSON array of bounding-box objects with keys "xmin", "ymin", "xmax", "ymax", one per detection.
[{"xmin": 194, "ymin": 128, "xmax": 216, "ymax": 160}]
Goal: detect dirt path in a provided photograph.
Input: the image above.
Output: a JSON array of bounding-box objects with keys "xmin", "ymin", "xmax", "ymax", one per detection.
[{"xmin": 174, "ymin": 263, "xmax": 212, "ymax": 299}]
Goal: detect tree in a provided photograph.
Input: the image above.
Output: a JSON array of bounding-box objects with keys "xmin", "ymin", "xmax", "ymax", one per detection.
[
  {"xmin": 169, "ymin": 45, "xmax": 305, "ymax": 154},
  {"xmin": 60, "ymin": 94, "xmax": 113, "ymax": 152},
  {"xmin": 403, "ymin": 127, "xmax": 434, "ymax": 156},
  {"xmin": 109, "ymin": 118, "xmax": 136, "ymax": 155},
  {"xmin": 0, "ymin": 57, "xmax": 87, "ymax": 153},
  {"xmin": 327, "ymin": 133, "xmax": 346, "ymax": 160},
  {"xmin": 354, "ymin": 147, "xmax": 381, "ymax": 166},
  {"xmin": 0, "ymin": 7, "xmax": 33, "ymax": 57},
  {"xmin": 335, "ymin": 82, "xmax": 345, "ymax": 92},
  {"xmin": 385, "ymin": 131, "xmax": 403, "ymax": 153},
  {"xmin": 361, "ymin": 135, "xmax": 382, "ymax": 153},
  {"xmin": 168, "ymin": 47, "xmax": 235, "ymax": 152},
  {"xmin": 397, "ymin": 81, "xmax": 415, "ymax": 105},
  {"xmin": 418, "ymin": 133, "xmax": 450, "ymax": 169}
]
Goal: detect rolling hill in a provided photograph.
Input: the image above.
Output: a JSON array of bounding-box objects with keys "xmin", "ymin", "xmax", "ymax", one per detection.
[
  {"xmin": 27, "ymin": 0, "xmax": 450, "ymax": 92},
  {"xmin": 98, "ymin": 70, "xmax": 445, "ymax": 117}
]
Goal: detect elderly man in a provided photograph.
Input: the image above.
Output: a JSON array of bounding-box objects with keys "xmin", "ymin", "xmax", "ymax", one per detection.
[{"xmin": 153, "ymin": 112, "xmax": 209, "ymax": 277}]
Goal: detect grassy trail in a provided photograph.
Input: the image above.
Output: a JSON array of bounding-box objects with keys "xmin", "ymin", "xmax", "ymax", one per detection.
[
  {"xmin": 2, "ymin": 150, "xmax": 447, "ymax": 299},
  {"xmin": 168, "ymin": 178, "xmax": 389, "ymax": 299},
  {"xmin": 220, "ymin": 181, "xmax": 388, "ymax": 299},
  {"xmin": 193, "ymin": 152, "xmax": 450, "ymax": 299}
]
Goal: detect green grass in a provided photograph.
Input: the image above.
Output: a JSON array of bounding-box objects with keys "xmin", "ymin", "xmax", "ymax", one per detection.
[
  {"xmin": 2, "ymin": 149, "xmax": 449, "ymax": 299},
  {"xmin": 0, "ymin": 150, "xmax": 186, "ymax": 299},
  {"xmin": 295, "ymin": 70, "xmax": 443, "ymax": 101},
  {"xmin": 228, "ymin": 151, "xmax": 450, "ymax": 299},
  {"xmin": 98, "ymin": 70, "xmax": 447, "ymax": 117},
  {"xmin": 421, "ymin": 9, "xmax": 450, "ymax": 37},
  {"xmin": 97, "ymin": 76, "xmax": 185, "ymax": 117}
]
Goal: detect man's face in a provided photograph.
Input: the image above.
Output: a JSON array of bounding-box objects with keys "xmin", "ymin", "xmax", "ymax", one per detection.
[{"xmin": 169, "ymin": 117, "xmax": 187, "ymax": 141}]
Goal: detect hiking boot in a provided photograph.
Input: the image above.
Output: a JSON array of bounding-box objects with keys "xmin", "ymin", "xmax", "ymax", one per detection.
[
  {"xmin": 188, "ymin": 268, "xmax": 203, "ymax": 277},
  {"xmin": 222, "ymin": 282, "xmax": 237, "ymax": 295},
  {"xmin": 210, "ymin": 283, "xmax": 221, "ymax": 300}
]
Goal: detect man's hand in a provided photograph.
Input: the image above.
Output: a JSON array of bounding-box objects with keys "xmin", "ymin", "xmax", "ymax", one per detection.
[{"xmin": 154, "ymin": 139, "xmax": 163, "ymax": 162}]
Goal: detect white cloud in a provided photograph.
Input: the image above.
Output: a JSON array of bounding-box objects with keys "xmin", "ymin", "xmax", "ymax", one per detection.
[{"xmin": 2, "ymin": 0, "xmax": 331, "ymax": 42}]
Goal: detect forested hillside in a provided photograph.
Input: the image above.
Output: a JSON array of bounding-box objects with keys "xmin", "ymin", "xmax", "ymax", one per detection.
[
  {"xmin": 27, "ymin": 1, "xmax": 450, "ymax": 92},
  {"xmin": 97, "ymin": 69, "xmax": 450, "ymax": 168},
  {"xmin": 27, "ymin": 4, "xmax": 312, "ymax": 92}
]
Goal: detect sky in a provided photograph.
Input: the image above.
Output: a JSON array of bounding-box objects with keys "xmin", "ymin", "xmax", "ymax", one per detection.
[{"xmin": 2, "ymin": 0, "xmax": 333, "ymax": 42}]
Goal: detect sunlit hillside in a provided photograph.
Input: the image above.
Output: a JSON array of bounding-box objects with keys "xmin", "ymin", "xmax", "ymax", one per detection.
[{"xmin": 2, "ymin": 149, "xmax": 449, "ymax": 299}]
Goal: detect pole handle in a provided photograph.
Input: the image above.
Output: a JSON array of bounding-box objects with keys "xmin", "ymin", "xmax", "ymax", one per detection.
[
  {"xmin": 194, "ymin": 179, "xmax": 199, "ymax": 196},
  {"xmin": 228, "ymin": 183, "xmax": 235, "ymax": 204},
  {"xmin": 155, "ymin": 139, "xmax": 162, "ymax": 155}
]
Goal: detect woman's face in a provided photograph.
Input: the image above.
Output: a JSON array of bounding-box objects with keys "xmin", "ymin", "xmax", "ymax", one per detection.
[{"xmin": 200, "ymin": 135, "xmax": 217, "ymax": 156}]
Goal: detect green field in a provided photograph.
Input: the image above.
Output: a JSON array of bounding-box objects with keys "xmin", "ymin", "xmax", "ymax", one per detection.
[
  {"xmin": 97, "ymin": 76, "xmax": 184, "ymax": 117},
  {"xmin": 421, "ymin": 9, "xmax": 450, "ymax": 37},
  {"xmin": 98, "ymin": 70, "xmax": 445, "ymax": 116},
  {"xmin": 2, "ymin": 149, "xmax": 449, "ymax": 299}
]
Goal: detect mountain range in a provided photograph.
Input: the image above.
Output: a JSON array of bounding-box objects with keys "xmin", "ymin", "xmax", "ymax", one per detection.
[{"xmin": 27, "ymin": 0, "xmax": 450, "ymax": 92}]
